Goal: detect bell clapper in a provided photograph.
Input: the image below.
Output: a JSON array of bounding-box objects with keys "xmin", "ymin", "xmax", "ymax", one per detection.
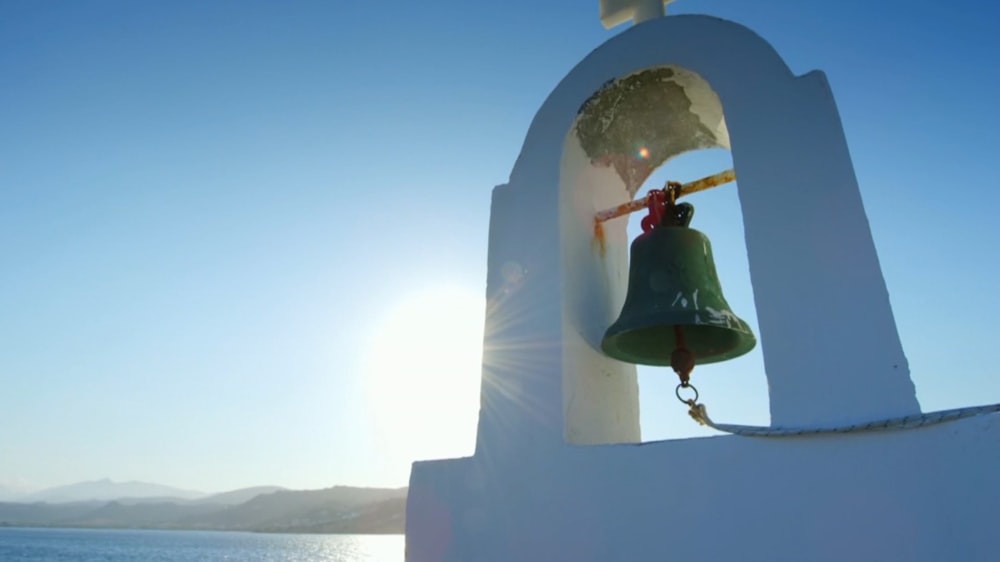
[
  {"xmin": 671, "ymin": 325, "xmax": 695, "ymax": 385},
  {"xmin": 672, "ymin": 327, "xmax": 705, "ymax": 420}
]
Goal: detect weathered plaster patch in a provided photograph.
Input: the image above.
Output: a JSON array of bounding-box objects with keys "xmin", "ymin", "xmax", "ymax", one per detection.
[{"xmin": 574, "ymin": 67, "xmax": 725, "ymax": 195}]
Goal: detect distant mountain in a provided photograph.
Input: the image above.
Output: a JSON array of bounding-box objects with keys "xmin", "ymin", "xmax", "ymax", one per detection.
[
  {"xmin": 0, "ymin": 485, "xmax": 27, "ymax": 502},
  {"xmin": 21, "ymin": 479, "xmax": 206, "ymax": 503},
  {"xmin": 0, "ymin": 486, "xmax": 407, "ymax": 534},
  {"xmin": 192, "ymin": 486, "xmax": 287, "ymax": 506},
  {"xmin": 272, "ymin": 496, "xmax": 406, "ymax": 534},
  {"xmin": 58, "ymin": 501, "xmax": 224, "ymax": 528},
  {"xmin": 0, "ymin": 501, "xmax": 105, "ymax": 526},
  {"xmin": 176, "ymin": 486, "xmax": 407, "ymax": 532}
]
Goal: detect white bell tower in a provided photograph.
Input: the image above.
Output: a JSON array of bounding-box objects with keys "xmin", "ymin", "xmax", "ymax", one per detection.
[{"xmin": 404, "ymin": 5, "xmax": 1000, "ymax": 562}]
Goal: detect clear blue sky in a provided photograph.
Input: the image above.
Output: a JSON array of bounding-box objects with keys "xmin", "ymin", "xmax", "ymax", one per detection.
[{"xmin": 2, "ymin": 0, "xmax": 998, "ymax": 494}]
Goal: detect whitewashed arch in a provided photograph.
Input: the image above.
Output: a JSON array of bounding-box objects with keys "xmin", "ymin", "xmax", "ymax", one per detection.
[{"xmin": 477, "ymin": 14, "xmax": 919, "ymax": 455}]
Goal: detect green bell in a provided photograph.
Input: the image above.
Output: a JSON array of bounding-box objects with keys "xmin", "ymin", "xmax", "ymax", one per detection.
[{"xmin": 601, "ymin": 203, "xmax": 756, "ymax": 369}]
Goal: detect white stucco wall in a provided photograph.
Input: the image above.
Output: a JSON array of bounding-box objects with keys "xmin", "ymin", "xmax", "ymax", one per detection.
[
  {"xmin": 411, "ymin": 413, "xmax": 999, "ymax": 562},
  {"xmin": 406, "ymin": 14, "xmax": 996, "ymax": 562},
  {"xmin": 560, "ymin": 132, "xmax": 641, "ymax": 445}
]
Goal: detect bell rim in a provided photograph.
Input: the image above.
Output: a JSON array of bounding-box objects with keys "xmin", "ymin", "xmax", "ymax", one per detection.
[{"xmin": 601, "ymin": 321, "xmax": 757, "ymax": 367}]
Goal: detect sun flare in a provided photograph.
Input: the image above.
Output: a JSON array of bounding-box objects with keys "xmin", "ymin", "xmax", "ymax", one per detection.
[{"xmin": 363, "ymin": 285, "xmax": 485, "ymax": 470}]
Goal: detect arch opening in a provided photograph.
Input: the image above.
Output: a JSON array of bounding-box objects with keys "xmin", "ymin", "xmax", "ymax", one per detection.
[
  {"xmin": 559, "ymin": 65, "xmax": 768, "ymax": 446},
  {"xmin": 627, "ymin": 150, "xmax": 770, "ymax": 441}
]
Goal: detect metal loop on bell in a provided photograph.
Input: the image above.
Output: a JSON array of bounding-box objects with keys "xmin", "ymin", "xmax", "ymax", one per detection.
[
  {"xmin": 662, "ymin": 202, "xmax": 694, "ymax": 228},
  {"xmin": 665, "ymin": 181, "xmax": 681, "ymax": 204},
  {"xmin": 676, "ymin": 383, "xmax": 699, "ymax": 405}
]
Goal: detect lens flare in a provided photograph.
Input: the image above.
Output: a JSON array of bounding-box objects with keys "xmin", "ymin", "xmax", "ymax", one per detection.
[
  {"xmin": 362, "ymin": 286, "xmax": 484, "ymax": 479},
  {"xmin": 637, "ymin": 146, "xmax": 650, "ymax": 160}
]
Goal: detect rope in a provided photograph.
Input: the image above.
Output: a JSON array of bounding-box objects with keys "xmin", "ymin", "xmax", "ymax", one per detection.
[{"xmin": 685, "ymin": 401, "xmax": 1000, "ymax": 437}]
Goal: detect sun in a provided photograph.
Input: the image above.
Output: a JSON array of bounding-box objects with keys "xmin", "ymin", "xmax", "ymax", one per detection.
[{"xmin": 362, "ymin": 285, "xmax": 484, "ymax": 472}]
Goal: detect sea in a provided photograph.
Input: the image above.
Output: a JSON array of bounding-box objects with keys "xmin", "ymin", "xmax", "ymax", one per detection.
[{"xmin": 0, "ymin": 527, "xmax": 404, "ymax": 561}]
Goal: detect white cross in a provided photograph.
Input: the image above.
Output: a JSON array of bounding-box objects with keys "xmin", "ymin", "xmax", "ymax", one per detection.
[{"xmin": 600, "ymin": 0, "xmax": 676, "ymax": 29}]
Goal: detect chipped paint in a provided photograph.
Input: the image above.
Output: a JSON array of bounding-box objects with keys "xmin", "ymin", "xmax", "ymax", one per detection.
[
  {"xmin": 575, "ymin": 67, "xmax": 721, "ymax": 195},
  {"xmin": 704, "ymin": 306, "xmax": 743, "ymax": 329},
  {"xmin": 669, "ymin": 291, "xmax": 691, "ymax": 308}
]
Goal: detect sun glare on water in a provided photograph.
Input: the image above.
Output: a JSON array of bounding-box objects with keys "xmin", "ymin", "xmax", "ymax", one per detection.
[{"xmin": 363, "ymin": 285, "xmax": 484, "ymax": 474}]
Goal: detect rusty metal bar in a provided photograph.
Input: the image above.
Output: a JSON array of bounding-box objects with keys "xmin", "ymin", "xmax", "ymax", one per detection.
[
  {"xmin": 594, "ymin": 168, "xmax": 736, "ymax": 224},
  {"xmin": 678, "ymin": 168, "xmax": 736, "ymax": 199}
]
